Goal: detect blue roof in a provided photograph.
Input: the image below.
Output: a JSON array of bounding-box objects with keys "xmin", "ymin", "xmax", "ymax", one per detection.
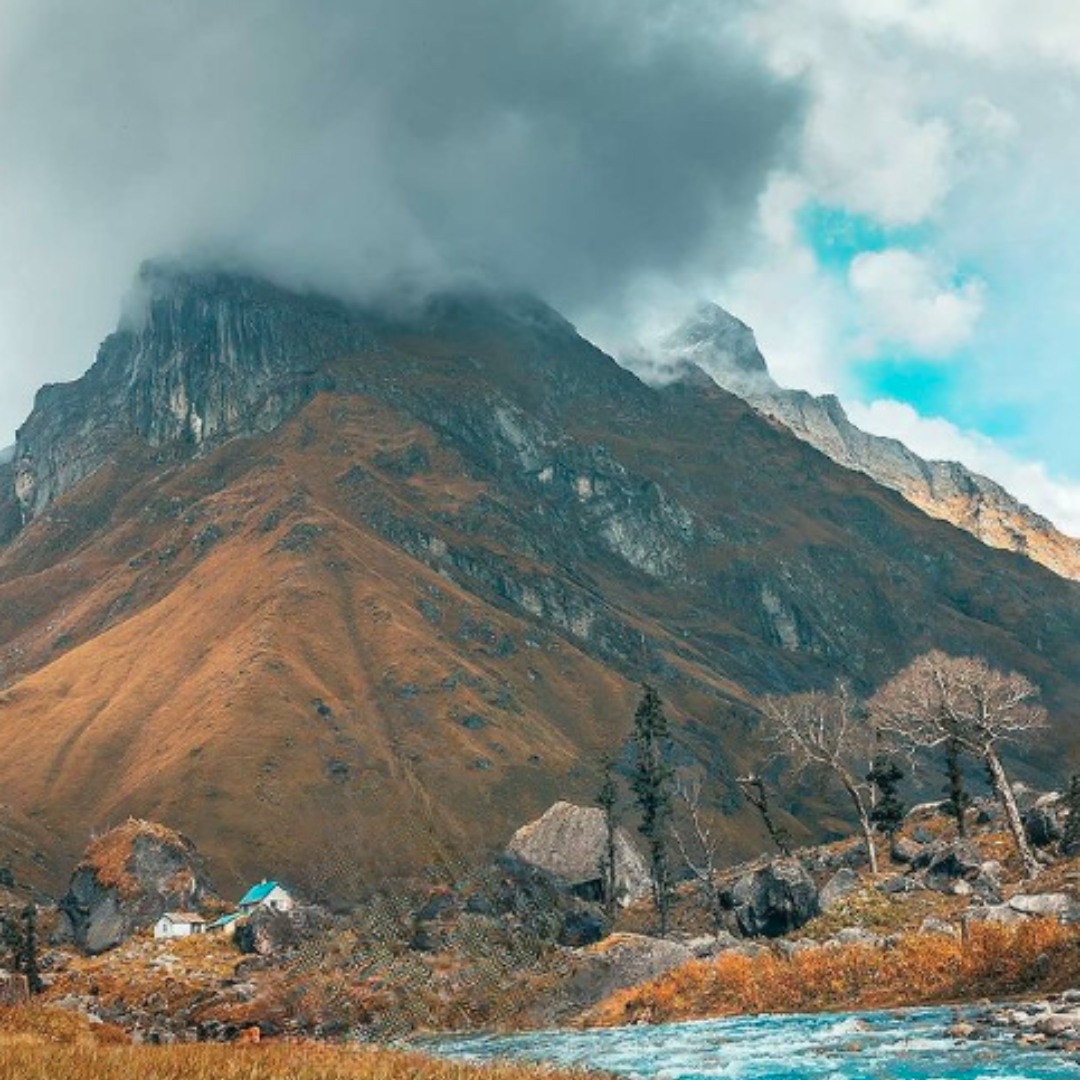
[
  {"xmin": 208, "ymin": 912, "xmax": 242, "ymax": 929},
  {"xmin": 239, "ymin": 880, "xmax": 282, "ymax": 906}
]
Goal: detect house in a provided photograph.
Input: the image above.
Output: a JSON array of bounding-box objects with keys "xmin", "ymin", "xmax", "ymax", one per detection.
[
  {"xmin": 206, "ymin": 911, "xmax": 243, "ymax": 936},
  {"xmin": 238, "ymin": 880, "xmax": 294, "ymax": 915},
  {"xmin": 153, "ymin": 912, "xmax": 207, "ymax": 940}
]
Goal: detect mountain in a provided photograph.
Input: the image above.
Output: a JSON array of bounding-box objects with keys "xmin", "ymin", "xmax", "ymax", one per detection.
[
  {"xmin": 2, "ymin": 264, "xmax": 1080, "ymax": 899},
  {"xmin": 662, "ymin": 304, "xmax": 1080, "ymax": 582}
]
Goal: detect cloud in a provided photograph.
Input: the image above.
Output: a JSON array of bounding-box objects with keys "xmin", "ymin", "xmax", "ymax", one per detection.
[
  {"xmin": 0, "ymin": 0, "xmax": 799, "ymax": 442},
  {"xmin": 848, "ymin": 249, "xmax": 985, "ymax": 358},
  {"xmin": 849, "ymin": 398, "xmax": 1080, "ymax": 537}
]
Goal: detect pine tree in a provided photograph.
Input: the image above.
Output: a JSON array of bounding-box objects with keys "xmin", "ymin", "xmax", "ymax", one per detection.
[
  {"xmin": 630, "ymin": 683, "xmax": 674, "ymax": 935},
  {"xmin": 943, "ymin": 736, "xmax": 971, "ymax": 838},
  {"xmin": 18, "ymin": 903, "xmax": 42, "ymax": 994},
  {"xmin": 595, "ymin": 754, "xmax": 620, "ymax": 920},
  {"xmin": 867, "ymin": 756, "xmax": 905, "ymax": 838}
]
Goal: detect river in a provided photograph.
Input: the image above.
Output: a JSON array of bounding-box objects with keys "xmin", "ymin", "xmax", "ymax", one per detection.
[{"xmin": 424, "ymin": 1007, "xmax": 1080, "ymax": 1079}]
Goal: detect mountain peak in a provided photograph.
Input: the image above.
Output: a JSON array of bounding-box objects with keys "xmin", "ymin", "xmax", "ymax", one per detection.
[{"xmin": 664, "ymin": 302, "xmax": 773, "ymax": 393}]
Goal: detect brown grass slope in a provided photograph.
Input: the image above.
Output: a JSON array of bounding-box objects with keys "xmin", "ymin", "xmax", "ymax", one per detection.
[{"xmin": 0, "ymin": 282, "xmax": 1079, "ymax": 897}]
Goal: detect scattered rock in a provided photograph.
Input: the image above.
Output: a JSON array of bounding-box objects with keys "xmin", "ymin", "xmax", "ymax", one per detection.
[
  {"xmin": 1024, "ymin": 804, "xmax": 1064, "ymax": 849},
  {"xmin": 890, "ymin": 837, "xmax": 923, "ymax": 865},
  {"xmin": 562, "ymin": 934, "xmax": 693, "ymax": 1011}
]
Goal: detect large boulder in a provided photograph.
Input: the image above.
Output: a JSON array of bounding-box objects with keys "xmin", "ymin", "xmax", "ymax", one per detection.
[
  {"xmin": 1024, "ymin": 804, "xmax": 1064, "ymax": 849},
  {"xmin": 56, "ymin": 819, "xmax": 215, "ymax": 954},
  {"xmin": 915, "ymin": 840, "xmax": 983, "ymax": 891},
  {"xmin": 562, "ymin": 933, "xmax": 693, "ymax": 1009},
  {"xmin": 820, "ymin": 868, "xmax": 861, "ymax": 911},
  {"xmin": 722, "ymin": 858, "xmax": 820, "ymax": 938},
  {"xmin": 506, "ymin": 802, "xmax": 651, "ymax": 906}
]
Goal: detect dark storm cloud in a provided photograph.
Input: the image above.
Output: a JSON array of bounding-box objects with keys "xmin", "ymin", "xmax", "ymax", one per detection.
[{"xmin": 0, "ymin": 0, "xmax": 800, "ymax": 438}]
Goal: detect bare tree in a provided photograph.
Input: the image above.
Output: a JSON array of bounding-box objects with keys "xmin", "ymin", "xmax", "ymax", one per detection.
[
  {"xmin": 672, "ymin": 771, "xmax": 724, "ymax": 931},
  {"xmin": 735, "ymin": 774, "xmax": 792, "ymax": 856},
  {"xmin": 871, "ymin": 651, "xmax": 1047, "ymax": 879},
  {"xmin": 759, "ymin": 682, "xmax": 879, "ymax": 874}
]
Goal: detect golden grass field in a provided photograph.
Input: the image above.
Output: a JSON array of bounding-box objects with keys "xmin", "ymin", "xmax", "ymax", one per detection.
[{"xmin": 0, "ymin": 1006, "xmax": 578, "ymax": 1080}]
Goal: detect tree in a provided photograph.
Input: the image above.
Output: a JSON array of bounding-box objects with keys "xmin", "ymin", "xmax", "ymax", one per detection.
[
  {"xmin": 735, "ymin": 774, "xmax": 792, "ymax": 856},
  {"xmin": 595, "ymin": 754, "xmax": 620, "ymax": 920},
  {"xmin": 672, "ymin": 771, "xmax": 724, "ymax": 931},
  {"xmin": 630, "ymin": 684, "xmax": 674, "ymax": 934},
  {"xmin": 19, "ymin": 903, "xmax": 42, "ymax": 994},
  {"xmin": 871, "ymin": 650, "xmax": 1047, "ymax": 879},
  {"xmin": 759, "ymin": 682, "xmax": 879, "ymax": 874},
  {"xmin": 867, "ymin": 756, "xmax": 905, "ymax": 838},
  {"xmin": 943, "ymin": 736, "xmax": 971, "ymax": 838}
]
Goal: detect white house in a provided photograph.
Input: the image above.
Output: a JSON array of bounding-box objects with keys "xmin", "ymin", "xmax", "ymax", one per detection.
[
  {"xmin": 238, "ymin": 880, "xmax": 294, "ymax": 915},
  {"xmin": 154, "ymin": 912, "xmax": 207, "ymax": 940}
]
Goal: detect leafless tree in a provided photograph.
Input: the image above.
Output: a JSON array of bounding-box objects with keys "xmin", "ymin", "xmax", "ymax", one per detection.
[
  {"xmin": 672, "ymin": 771, "xmax": 725, "ymax": 931},
  {"xmin": 759, "ymin": 682, "xmax": 879, "ymax": 874},
  {"xmin": 735, "ymin": 774, "xmax": 793, "ymax": 856},
  {"xmin": 870, "ymin": 650, "xmax": 1047, "ymax": 879}
]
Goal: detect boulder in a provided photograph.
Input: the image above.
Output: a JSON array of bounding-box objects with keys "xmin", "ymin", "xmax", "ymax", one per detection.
[
  {"xmin": 563, "ymin": 933, "xmax": 693, "ymax": 1009},
  {"xmin": 723, "ymin": 858, "xmax": 820, "ymax": 938},
  {"xmin": 56, "ymin": 819, "xmax": 215, "ymax": 954},
  {"xmin": 819, "ymin": 868, "xmax": 861, "ymax": 911},
  {"xmin": 1008, "ymin": 893, "xmax": 1080, "ymax": 922},
  {"xmin": 972, "ymin": 861, "xmax": 1003, "ymax": 904},
  {"xmin": 878, "ymin": 874, "xmax": 920, "ymax": 895},
  {"xmin": 506, "ymin": 802, "xmax": 652, "ymax": 906},
  {"xmin": 235, "ymin": 904, "xmax": 331, "ymax": 957},
  {"xmin": 890, "ymin": 837, "xmax": 923, "ymax": 865},
  {"xmin": 1024, "ymin": 805, "xmax": 1064, "ymax": 849},
  {"xmin": 917, "ymin": 840, "xmax": 983, "ymax": 891}
]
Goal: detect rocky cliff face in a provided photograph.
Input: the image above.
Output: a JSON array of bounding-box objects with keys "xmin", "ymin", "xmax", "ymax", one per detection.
[
  {"xmin": 12, "ymin": 263, "xmax": 373, "ymax": 521},
  {"xmin": 664, "ymin": 304, "xmax": 1080, "ymax": 581}
]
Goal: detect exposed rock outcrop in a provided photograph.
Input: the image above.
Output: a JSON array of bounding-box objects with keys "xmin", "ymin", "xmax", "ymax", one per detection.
[
  {"xmin": 507, "ymin": 802, "xmax": 652, "ymax": 907},
  {"xmin": 663, "ymin": 303, "xmax": 1080, "ymax": 580},
  {"xmin": 56, "ymin": 819, "xmax": 215, "ymax": 954},
  {"xmin": 722, "ymin": 858, "xmax": 820, "ymax": 938}
]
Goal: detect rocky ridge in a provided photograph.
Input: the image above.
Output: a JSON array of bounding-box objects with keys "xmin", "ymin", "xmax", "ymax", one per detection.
[{"xmin": 663, "ymin": 303, "xmax": 1080, "ymax": 581}]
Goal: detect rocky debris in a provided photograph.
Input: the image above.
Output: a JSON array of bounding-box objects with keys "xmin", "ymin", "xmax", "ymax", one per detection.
[
  {"xmin": 890, "ymin": 837, "xmax": 924, "ymax": 865},
  {"xmin": 506, "ymin": 802, "xmax": 652, "ymax": 907},
  {"xmin": 234, "ymin": 905, "xmax": 332, "ymax": 957},
  {"xmin": 722, "ymin": 858, "xmax": 820, "ymax": 938},
  {"xmin": 0, "ymin": 971, "xmax": 30, "ymax": 1006},
  {"xmin": 56, "ymin": 819, "xmax": 215, "ymax": 954},
  {"xmin": 978, "ymin": 993, "xmax": 1080, "ymax": 1049},
  {"xmin": 819, "ymin": 868, "xmax": 861, "ymax": 911},
  {"xmin": 966, "ymin": 892, "xmax": 1080, "ymax": 927}
]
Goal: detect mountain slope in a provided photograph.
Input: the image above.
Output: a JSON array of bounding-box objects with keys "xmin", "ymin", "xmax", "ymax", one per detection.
[
  {"xmin": 664, "ymin": 304, "xmax": 1080, "ymax": 581},
  {"xmin": 2, "ymin": 266, "xmax": 1080, "ymax": 898}
]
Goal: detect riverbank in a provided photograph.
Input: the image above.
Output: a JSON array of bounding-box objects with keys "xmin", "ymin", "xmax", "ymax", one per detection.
[{"xmin": 587, "ymin": 919, "xmax": 1080, "ymax": 1026}]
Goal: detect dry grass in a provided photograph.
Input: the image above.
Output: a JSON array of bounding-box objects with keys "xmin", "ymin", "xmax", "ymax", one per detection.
[
  {"xmin": 590, "ymin": 919, "xmax": 1080, "ymax": 1026},
  {"xmin": 0, "ymin": 1008, "xmax": 580, "ymax": 1080}
]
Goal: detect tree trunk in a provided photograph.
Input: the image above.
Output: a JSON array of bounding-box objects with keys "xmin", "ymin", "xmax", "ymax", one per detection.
[
  {"xmin": 842, "ymin": 774, "xmax": 879, "ymax": 875},
  {"xmin": 985, "ymin": 746, "xmax": 1040, "ymax": 879}
]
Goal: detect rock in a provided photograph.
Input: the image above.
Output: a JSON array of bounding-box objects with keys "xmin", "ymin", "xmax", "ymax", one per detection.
[
  {"xmin": 951, "ymin": 880, "xmax": 972, "ymax": 897},
  {"xmin": 1024, "ymin": 804, "xmax": 1064, "ymax": 849},
  {"xmin": 506, "ymin": 802, "xmax": 652, "ymax": 906},
  {"xmin": 1008, "ymin": 893, "xmax": 1080, "ymax": 922},
  {"xmin": 56, "ymin": 819, "xmax": 215, "ymax": 954},
  {"xmin": 949, "ymin": 1022, "xmax": 976, "ymax": 1039},
  {"xmin": 878, "ymin": 874, "xmax": 920, "ymax": 896},
  {"xmin": 918, "ymin": 840, "xmax": 983, "ymax": 891},
  {"xmin": 966, "ymin": 904, "xmax": 1026, "ymax": 927},
  {"xmin": 831, "ymin": 927, "xmax": 883, "ymax": 948},
  {"xmin": 558, "ymin": 908, "xmax": 608, "ymax": 948},
  {"xmin": 235, "ymin": 904, "xmax": 331, "ymax": 957},
  {"xmin": 919, "ymin": 917, "xmax": 955, "ymax": 936},
  {"xmin": 563, "ymin": 933, "xmax": 693, "ymax": 1010},
  {"xmin": 683, "ymin": 932, "xmax": 742, "ymax": 958},
  {"xmin": 0, "ymin": 972, "xmax": 30, "ymax": 1007},
  {"xmin": 820, "ymin": 868, "xmax": 861, "ymax": 911},
  {"xmin": 890, "ymin": 837, "xmax": 923, "ymax": 865},
  {"xmin": 1037, "ymin": 1013, "xmax": 1080, "ymax": 1037},
  {"xmin": 972, "ymin": 861, "xmax": 1003, "ymax": 904},
  {"xmin": 722, "ymin": 858, "xmax": 820, "ymax": 938}
]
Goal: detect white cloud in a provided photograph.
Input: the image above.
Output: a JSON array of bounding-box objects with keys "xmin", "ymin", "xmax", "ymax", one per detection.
[
  {"xmin": 848, "ymin": 249, "xmax": 985, "ymax": 358},
  {"xmin": 849, "ymin": 398, "xmax": 1080, "ymax": 536}
]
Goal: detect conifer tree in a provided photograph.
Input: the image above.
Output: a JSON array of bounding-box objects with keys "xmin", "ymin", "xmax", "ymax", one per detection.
[
  {"xmin": 943, "ymin": 736, "xmax": 971, "ymax": 838},
  {"xmin": 867, "ymin": 756, "xmax": 905, "ymax": 838},
  {"xmin": 595, "ymin": 754, "xmax": 620, "ymax": 920},
  {"xmin": 1061, "ymin": 774, "xmax": 1080, "ymax": 857},
  {"xmin": 630, "ymin": 684, "xmax": 674, "ymax": 934}
]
